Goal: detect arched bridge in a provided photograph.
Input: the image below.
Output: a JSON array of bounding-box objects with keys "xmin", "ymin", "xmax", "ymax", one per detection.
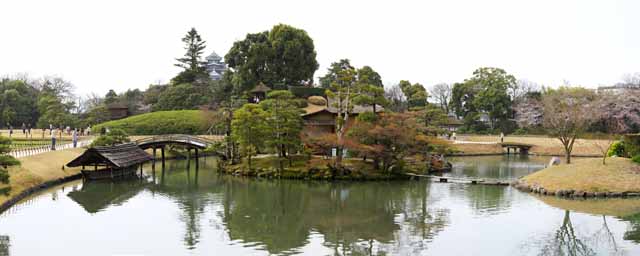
[
  {"xmin": 135, "ymin": 134, "xmax": 220, "ymax": 150},
  {"xmin": 135, "ymin": 135, "xmax": 227, "ymax": 162}
]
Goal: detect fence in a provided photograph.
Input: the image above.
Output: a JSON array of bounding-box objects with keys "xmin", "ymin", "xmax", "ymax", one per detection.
[{"xmin": 8, "ymin": 139, "xmax": 93, "ymax": 158}]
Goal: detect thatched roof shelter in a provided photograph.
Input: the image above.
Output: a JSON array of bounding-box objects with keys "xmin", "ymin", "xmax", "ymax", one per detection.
[
  {"xmin": 250, "ymin": 82, "xmax": 272, "ymax": 93},
  {"xmin": 66, "ymin": 143, "xmax": 152, "ymax": 169},
  {"xmin": 67, "ymin": 180, "xmax": 149, "ymax": 213}
]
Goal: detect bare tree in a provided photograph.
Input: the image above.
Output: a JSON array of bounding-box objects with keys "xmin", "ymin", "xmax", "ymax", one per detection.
[
  {"xmin": 385, "ymin": 84, "xmax": 407, "ymax": 112},
  {"xmin": 622, "ymin": 72, "xmax": 640, "ymax": 87},
  {"xmin": 542, "ymin": 87, "xmax": 596, "ymax": 164},
  {"xmin": 430, "ymin": 83, "xmax": 452, "ymax": 114},
  {"xmin": 514, "ymin": 79, "xmax": 541, "ymax": 101}
]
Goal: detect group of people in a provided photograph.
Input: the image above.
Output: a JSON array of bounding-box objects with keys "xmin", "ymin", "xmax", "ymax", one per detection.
[{"xmin": 47, "ymin": 125, "xmax": 93, "ymax": 150}]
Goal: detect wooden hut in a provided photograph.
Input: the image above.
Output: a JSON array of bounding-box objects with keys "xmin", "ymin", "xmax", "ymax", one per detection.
[
  {"xmin": 66, "ymin": 143, "xmax": 153, "ymax": 180},
  {"xmin": 249, "ymin": 82, "xmax": 271, "ymax": 103}
]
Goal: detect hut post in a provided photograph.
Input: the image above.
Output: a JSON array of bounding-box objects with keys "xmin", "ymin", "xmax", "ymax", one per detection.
[{"xmin": 195, "ymin": 148, "xmax": 199, "ymax": 169}]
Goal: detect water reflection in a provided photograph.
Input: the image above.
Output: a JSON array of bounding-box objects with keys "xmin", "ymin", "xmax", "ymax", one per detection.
[
  {"xmin": 0, "ymin": 235, "xmax": 9, "ymax": 256},
  {"xmin": 1, "ymin": 156, "xmax": 640, "ymax": 255},
  {"xmin": 449, "ymin": 155, "xmax": 547, "ymax": 180}
]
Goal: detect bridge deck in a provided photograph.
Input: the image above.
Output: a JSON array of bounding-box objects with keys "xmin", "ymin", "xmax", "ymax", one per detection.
[{"xmin": 405, "ymin": 173, "xmax": 511, "ymax": 186}]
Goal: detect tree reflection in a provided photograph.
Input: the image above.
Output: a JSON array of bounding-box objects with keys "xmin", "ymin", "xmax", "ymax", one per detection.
[
  {"xmin": 623, "ymin": 213, "xmax": 640, "ymax": 243},
  {"xmin": 529, "ymin": 210, "xmax": 629, "ymax": 256},
  {"xmin": 0, "ymin": 235, "xmax": 9, "ymax": 256}
]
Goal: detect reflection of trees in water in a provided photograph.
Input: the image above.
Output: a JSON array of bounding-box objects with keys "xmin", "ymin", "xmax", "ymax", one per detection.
[
  {"xmin": 623, "ymin": 213, "xmax": 640, "ymax": 243},
  {"xmin": 219, "ymin": 179, "xmax": 450, "ymax": 255},
  {"xmin": 460, "ymin": 185, "xmax": 510, "ymax": 215},
  {"xmin": 0, "ymin": 235, "xmax": 9, "ymax": 256},
  {"xmin": 450, "ymin": 155, "xmax": 546, "ymax": 180},
  {"xmin": 526, "ymin": 210, "xmax": 626, "ymax": 256}
]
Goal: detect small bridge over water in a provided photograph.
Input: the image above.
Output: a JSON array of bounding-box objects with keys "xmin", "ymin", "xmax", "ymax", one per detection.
[
  {"xmin": 499, "ymin": 142, "xmax": 533, "ymax": 155},
  {"xmin": 134, "ymin": 135, "xmax": 226, "ymax": 168}
]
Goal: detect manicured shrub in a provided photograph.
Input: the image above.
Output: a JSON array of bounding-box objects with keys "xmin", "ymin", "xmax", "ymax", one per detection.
[
  {"xmin": 624, "ymin": 135, "xmax": 640, "ymax": 158},
  {"xmin": 632, "ymin": 155, "xmax": 640, "ymax": 164},
  {"xmin": 91, "ymin": 128, "xmax": 131, "ymax": 147},
  {"xmin": 288, "ymin": 86, "xmax": 325, "ymax": 98},
  {"xmin": 93, "ymin": 110, "xmax": 209, "ymax": 135},
  {"xmin": 608, "ymin": 141, "xmax": 626, "ymax": 157}
]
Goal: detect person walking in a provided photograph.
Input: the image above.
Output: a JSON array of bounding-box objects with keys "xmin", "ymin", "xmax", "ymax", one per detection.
[
  {"xmin": 21, "ymin": 123, "xmax": 26, "ymax": 134},
  {"xmin": 500, "ymin": 132, "xmax": 504, "ymax": 143},
  {"xmin": 51, "ymin": 127, "xmax": 58, "ymax": 150},
  {"xmin": 72, "ymin": 128, "xmax": 78, "ymax": 148},
  {"xmin": 8, "ymin": 125, "xmax": 13, "ymax": 138}
]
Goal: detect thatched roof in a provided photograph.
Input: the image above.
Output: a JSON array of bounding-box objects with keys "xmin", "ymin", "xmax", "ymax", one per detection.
[
  {"xmin": 302, "ymin": 97, "xmax": 384, "ymax": 116},
  {"xmin": 66, "ymin": 143, "xmax": 152, "ymax": 169},
  {"xmin": 251, "ymin": 82, "xmax": 272, "ymax": 93}
]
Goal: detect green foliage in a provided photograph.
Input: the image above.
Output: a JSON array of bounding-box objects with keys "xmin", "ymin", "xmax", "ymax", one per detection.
[
  {"xmin": 153, "ymin": 83, "xmax": 209, "ymax": 111},
  {"xmin": 174, "ymin": 28, "xmax": 207, "ymax": 77},
  {"xmin": 0, "ymin": 79, "xmax": 39, "ymax": 127},
  {"xmin": 452, "ymin": 67, "xmax": 515, "ymax": 131},
  {"xmin": 608, "ymin": 141, "xmax": 626, "ymax": 157},
  {"xmin": 624, "ymin": 135, "xmax": 640, "ymax": 158},
  {"xmin": 231, "ymin": 104, "xmax": 268, "ymax": 169},
  {"xmin": 632, "ymin": 155, "xmax": 640, "ymax": 164},
  {"xmin": 90, "ymin": 128, "xmax": 131, "ymax": 147},
  {"xmin": 93, "ymin": 110, "xmax": 209, "ymax": 135},
  {"xmin": 287, "ymin": 86, "xmax": 325, "ymax": 98},
  {"xmin": 260, "ymin": 91, "xmax": 304, "ymax": 164},
  {"xmin": 399, "ymin": 80, "xmax": 427, "ymax": 108},
  {"xmin": 0, "ymin": 136, "xmax": 20, "ymax": 184},
  {"xmin": 320, "ymin": 59, "xmax": 354, "ymax": 89},
  {"xmin": 225, "ymin": 24, "xmax": 318, "ymax": 93},
  {"xmin": 36, "ymin": 92, "xmax": 76, "ymax": 128}
]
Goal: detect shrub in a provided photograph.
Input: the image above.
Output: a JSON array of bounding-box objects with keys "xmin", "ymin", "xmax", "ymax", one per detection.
[
  {"xmin": 93, "ymin": 110, "xmax": 209, "ymax": 135},
  {"xmin": 0, "ymin": 136, "xmax": 20, "ymax": 184},
  {"xmin": 624, "ymin": 135, "xmax": 640, "ymax": 158},
  {"xmin": 632, "ymin": 155, "xmax": 640, "ymax": 164},
  {"xmin": 608, "ymin": 141, "xmax": 626, "ymax": 157},
  {"xmin": 513, "ymin": 128, "xmax": 528, "ymax": 135},
  {"xmin": 91, "ymin": 128, "xmax": 131, "ymax": 147},
  {"xmin": 288, "ymin": 86, "xmax": 326, "ymax": 98}
]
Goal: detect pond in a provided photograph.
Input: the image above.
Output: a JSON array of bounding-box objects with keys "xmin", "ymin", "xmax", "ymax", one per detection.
[{"xmin": 0, "ymin": 156, "xmax": 639, "ymax": 255}]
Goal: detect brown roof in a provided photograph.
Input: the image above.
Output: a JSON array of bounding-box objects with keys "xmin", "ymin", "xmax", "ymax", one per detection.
[
  {"xmin": 302, "ymin": 97, "xmax": 384, "ymax": 116},
  {"xmin": 250, "ymin": 82, "xmax": 272, "ymax": 93},
  {"xmin": 66, "ymin": 143, "xmax": 153, "ymax": 168}
]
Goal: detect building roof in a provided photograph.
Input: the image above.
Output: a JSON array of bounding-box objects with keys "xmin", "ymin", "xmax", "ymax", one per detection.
[
  {"xmin": 66, "ymin": 143, "xmax": 153, "ymax": 169},
  {"xmin": 302, "ymin": 97, "xmax": 384, "ymax": 116},
  {"xmin": 67, "ymin": 180, "xmax": 149, "ymax": 213},
  {"xmin": 251, "ymin": 82, "xmax": 272, "ymax": 93},
  {"xmin": 106, "ymin": 103, "xmax": 128, "ymax": 110}
]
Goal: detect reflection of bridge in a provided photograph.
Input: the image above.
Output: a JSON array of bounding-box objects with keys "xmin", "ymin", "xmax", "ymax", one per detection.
[{"xmin": 134, "ymin": 135, "xmax": 226, "ymax": 168}]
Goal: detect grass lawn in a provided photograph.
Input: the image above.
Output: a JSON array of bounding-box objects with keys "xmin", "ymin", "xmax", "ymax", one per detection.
[
  {"xmin": 451, "ymin": 135, "xmax": 609, "ymax": 156},
  {"xmin": 0, "ymin": 148, "xmax": 84, "ymax": 205},
  {"xmin": 521, "ymin": 157, "xmax": 640, "ymax": 193}
]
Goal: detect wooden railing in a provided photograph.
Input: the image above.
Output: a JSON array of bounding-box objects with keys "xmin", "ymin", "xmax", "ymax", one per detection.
[{"xmin": 135, "ymin": 134, "xmax": 218, "ymax": 148}]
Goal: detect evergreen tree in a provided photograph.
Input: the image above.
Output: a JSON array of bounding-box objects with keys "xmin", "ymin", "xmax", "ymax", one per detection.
[
  {"xmin": 0, "ymin": 136, "xmax": 19, "ymax": 184},
  {"xmin": 175, "ymin": 28, "xmax": 207, "ymax": 73},
  {"xmin": 231, "ymin": 104, "xmax": 268, "ymax": 170},
  {"xmin": 259, "ymin": 90, "xmax": 303, "ymax": 169}
]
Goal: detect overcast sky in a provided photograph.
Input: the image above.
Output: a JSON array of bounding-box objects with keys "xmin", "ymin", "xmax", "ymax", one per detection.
[{"xmin": 1, "ymin": 0, "xmax": 639, "ymax": 96}]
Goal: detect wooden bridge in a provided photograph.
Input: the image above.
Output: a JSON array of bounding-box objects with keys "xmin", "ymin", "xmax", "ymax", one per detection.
[
  {"xmin": 499, "ymin": 142, "xmax": 533, "ymax": 155},
  {"xmin": 405, "ymin": 173, "xmax": 512, "ymax": 186},
  {"xmin": 134, "ymin": 135, "xmax": 226, "ymax": 169}
]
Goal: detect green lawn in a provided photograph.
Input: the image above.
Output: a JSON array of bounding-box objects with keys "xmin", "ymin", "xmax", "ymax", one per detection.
[{"xmin": 93, "ymin": 110, "xmax": 211, "ymax": 135}]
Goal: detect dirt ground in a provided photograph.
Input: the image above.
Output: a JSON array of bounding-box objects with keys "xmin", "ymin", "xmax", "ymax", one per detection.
[{"xmin": 450, "ymin": 135, "xmax": 611, "ymax": 156}]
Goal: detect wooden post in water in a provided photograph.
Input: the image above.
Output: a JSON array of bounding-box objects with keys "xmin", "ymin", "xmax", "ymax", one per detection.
[
  {"xmin": 195, "ymin": 148, "xmax": 199, "ymax": 169},
  {"xmin": 186, "ymin": 148, "xmax": 191, "ymax": 170},
  {"xmin": 161, "ymin": 146, "xmax": 165, "ymax": 170}
]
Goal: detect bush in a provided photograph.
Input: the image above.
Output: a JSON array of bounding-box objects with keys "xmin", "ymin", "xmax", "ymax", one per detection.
[
  {"xmin": 0, "ymin": 169, "xmax": 9, "ymax": 184},
  {"xmin": 624, "ymin": 135, "xmax": 640, "ymax": 158},
  {"xmin": 91, "ymin": 128, "xmax": 131, "ymax": 147},
  {"xmin": 93, "ymin": 110, "xmax": 209, "ymax": 135},
  {"xmin": 288, "ymin": 86, "xmax": 325, "ymax": 98},
  {"xmin": 632, "ymin": 155, "xmax": 640, "ymax": 164},
  {"xmin": 513, "ymin": 128, "xmax": 528, "ymax": 135},
  {"xmin": 608, "ymin": 141, "xmax": 626, "ymax": 157}
]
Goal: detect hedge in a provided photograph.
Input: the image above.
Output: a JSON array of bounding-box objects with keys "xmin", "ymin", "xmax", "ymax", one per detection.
[
  {"xmin": 288, "ymin": 86, "xmax": 326, "ymax": 98},
  {"xmin": 93, "ymin": 110, "xmax": 210, "ymax": 135}
]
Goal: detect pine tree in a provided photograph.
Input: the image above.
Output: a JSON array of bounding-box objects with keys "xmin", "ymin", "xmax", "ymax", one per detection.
[
  {"xmin": 0, "ymin": 136, "xmax": 20, "ymax": 184},
  {"xmin": 175, "ymin": 28, "xmax": 207, "ymax": 73}
]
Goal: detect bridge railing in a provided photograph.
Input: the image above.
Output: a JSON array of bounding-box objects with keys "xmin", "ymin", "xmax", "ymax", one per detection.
[{"xmin": 134, "ymin": 134, "xmax": 218, "ymax": 147}]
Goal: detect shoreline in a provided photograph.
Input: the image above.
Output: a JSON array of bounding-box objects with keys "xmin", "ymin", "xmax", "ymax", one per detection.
[{"xmin": 512, "ymin": 157, "xmax": 640, "ymax": 199}]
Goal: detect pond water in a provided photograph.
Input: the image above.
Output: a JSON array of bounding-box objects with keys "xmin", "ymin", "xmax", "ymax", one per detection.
[{"xmin": 1, "ymin": 156, "xmax": 640, "ymax": 255}]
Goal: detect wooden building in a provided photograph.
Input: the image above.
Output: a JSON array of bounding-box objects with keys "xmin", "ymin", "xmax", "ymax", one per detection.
[
  {"xmin": 301, "ymin": 96, "xmax": 384, "ymax": 137},
  {"xmin": 106, "ymin": 103, "xmax": 129, "ymax": 120},
  {"xmin": 66, "ymin": 143, "xmax": 153, "ymax": 180},
  {"xmin": 249, "ymin": 82, "xmax": 271, "ymax": 103}
]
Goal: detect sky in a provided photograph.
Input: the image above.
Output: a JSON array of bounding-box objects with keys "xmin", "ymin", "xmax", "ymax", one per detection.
[{"xmin": 1, "ymin": 0, "xmax": 639, "ymax": 96}]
